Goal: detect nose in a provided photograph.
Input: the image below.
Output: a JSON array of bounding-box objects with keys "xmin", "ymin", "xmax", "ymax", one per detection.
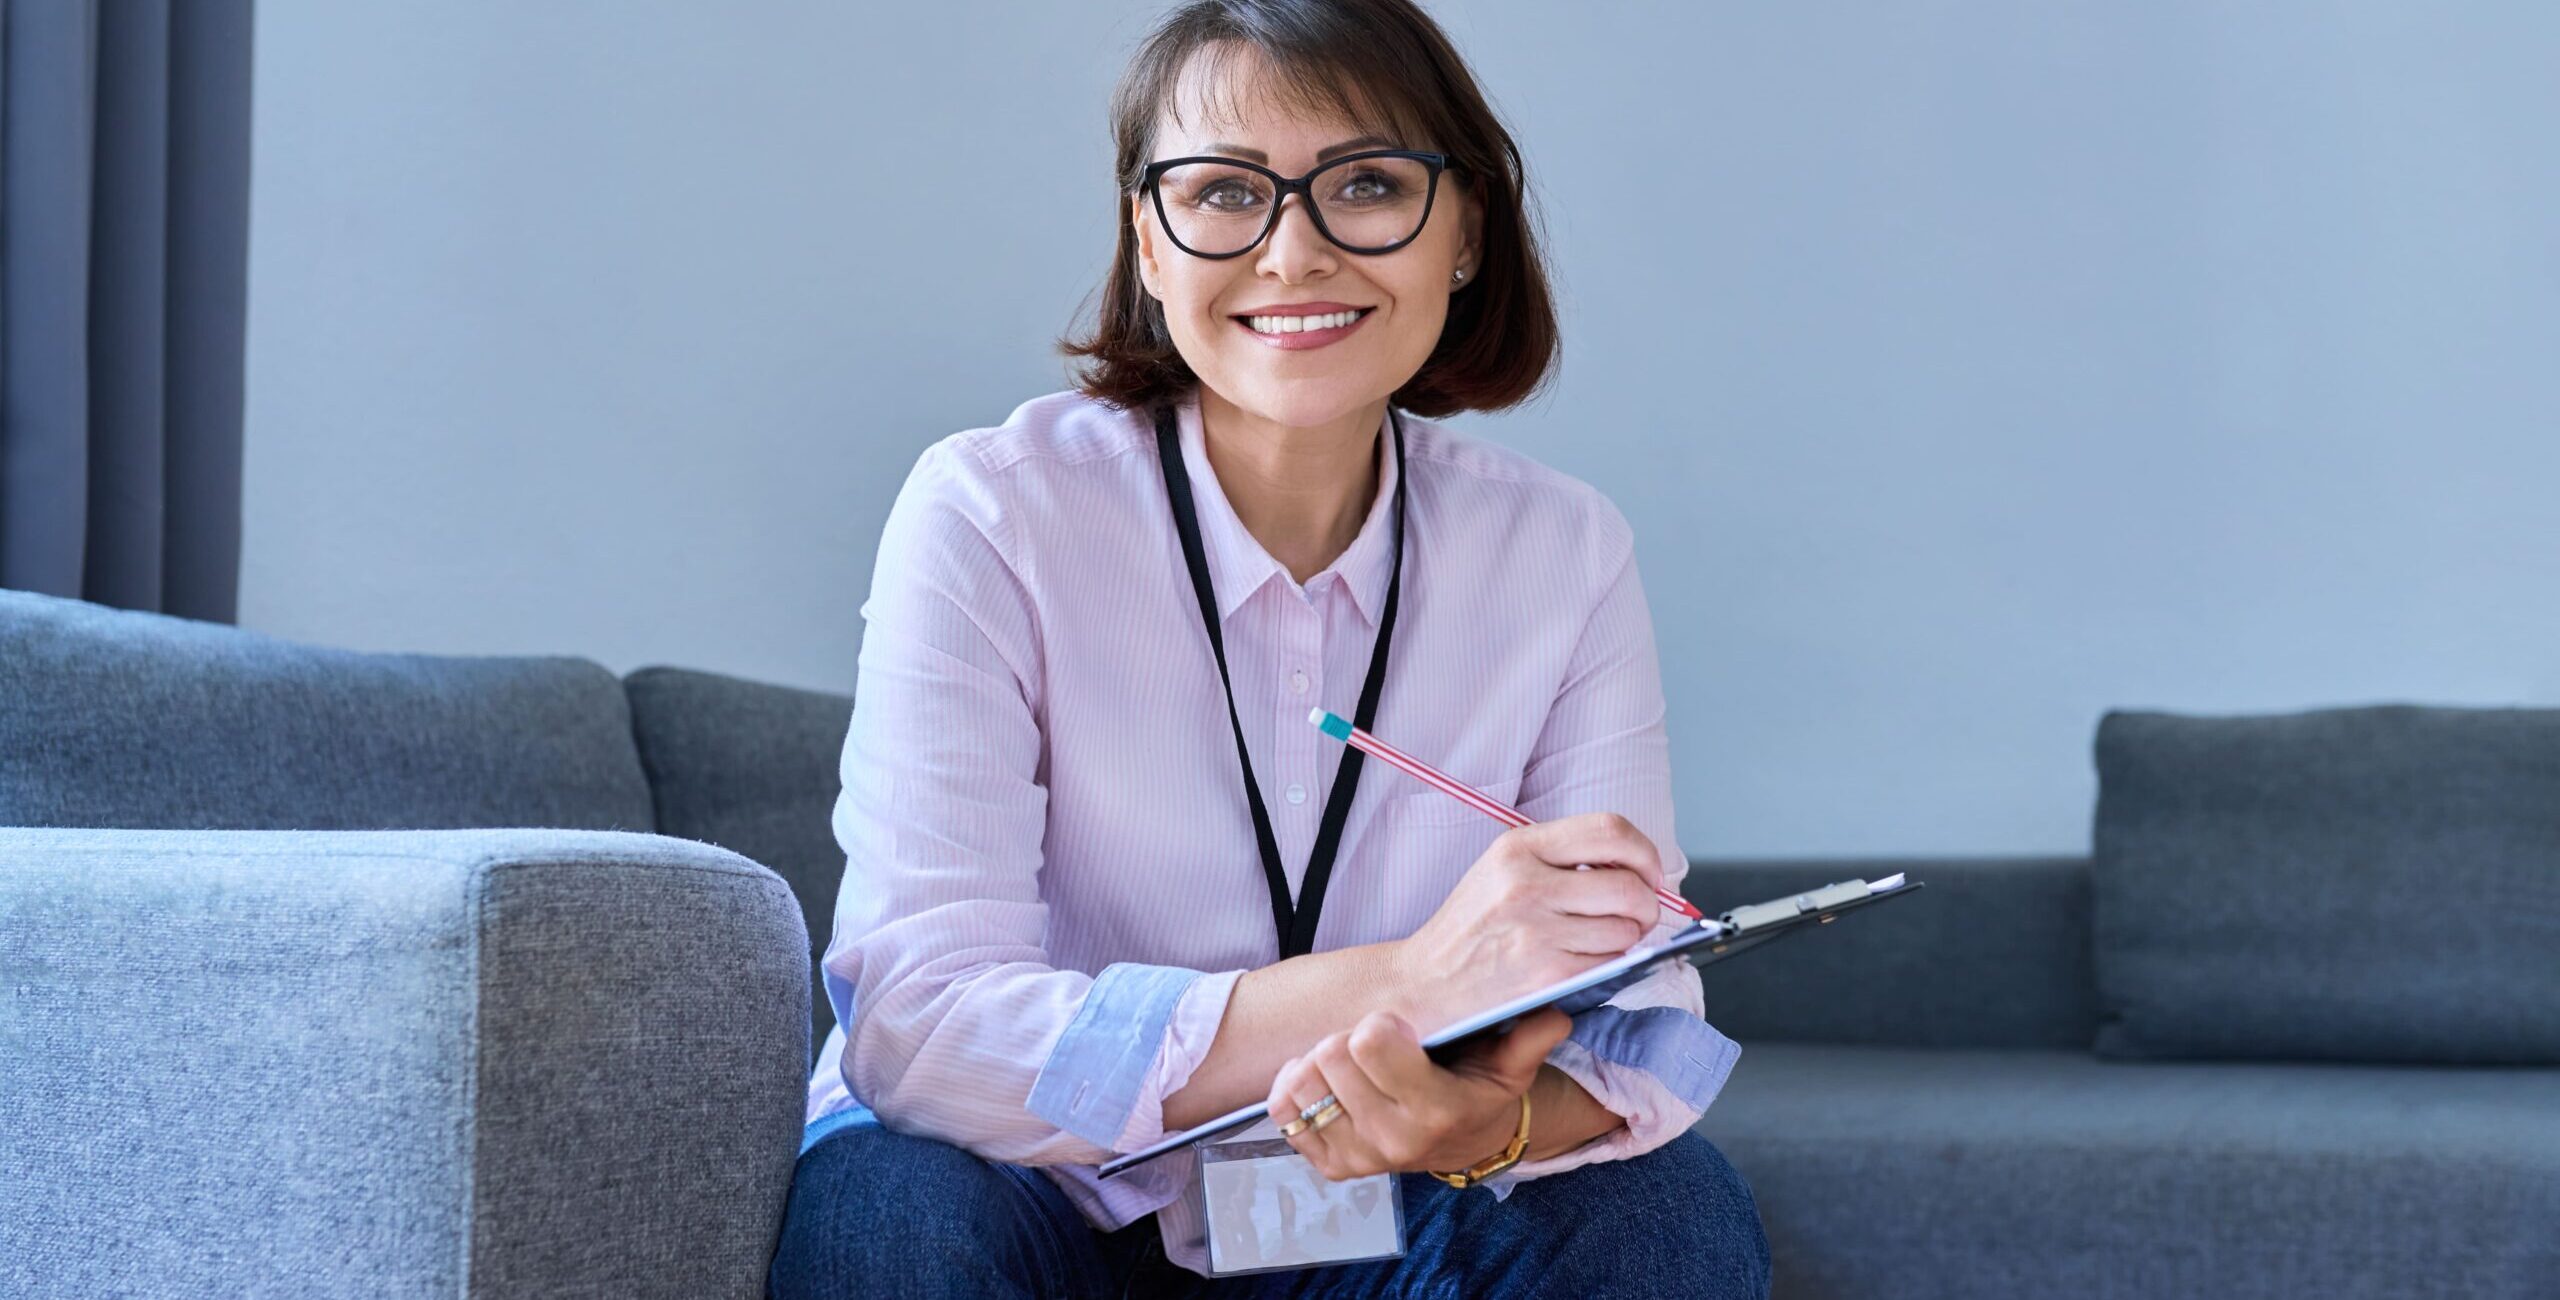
[{"xmin": 1256, "ymin": 190, "xmax": 1336, "ymax": 277}]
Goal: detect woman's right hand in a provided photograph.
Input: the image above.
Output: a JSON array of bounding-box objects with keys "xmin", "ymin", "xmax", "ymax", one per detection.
[{"xmin": 1389, "ymin": 812, "xmax": 1670, "ymax": 1030}]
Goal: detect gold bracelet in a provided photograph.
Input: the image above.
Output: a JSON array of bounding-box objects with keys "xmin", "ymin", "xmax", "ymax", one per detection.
[{"xmin": 1428, "ymin": 1091, "xmax": 1532, "ymax": 1189}]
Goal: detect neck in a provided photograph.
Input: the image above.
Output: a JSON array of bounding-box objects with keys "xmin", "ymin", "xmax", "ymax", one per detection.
[{"xmin": 1198, "ymin": 389, "xmax": 1386, "ymax": 586}]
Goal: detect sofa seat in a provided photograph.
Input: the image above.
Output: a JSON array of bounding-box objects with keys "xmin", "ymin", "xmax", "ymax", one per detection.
[{"xmin": 1696, "ymin": 1042, "xmax": 2560, "ymax": 1300}]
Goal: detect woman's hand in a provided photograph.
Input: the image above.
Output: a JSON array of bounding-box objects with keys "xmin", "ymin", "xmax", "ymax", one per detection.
[
  {"xmin": 1266, "ymin": 1007, "xmax": 1573, "ymax": 1179},
  {"xmin": 1391, "ymin": 812, "xmax": 1668, "ymax": 1029}
]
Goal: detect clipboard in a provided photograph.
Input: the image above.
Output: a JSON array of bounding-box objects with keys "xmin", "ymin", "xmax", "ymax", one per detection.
[{"xmin": 1097, "ymin": 873, "xmax": 1925, "ymax": 1179}]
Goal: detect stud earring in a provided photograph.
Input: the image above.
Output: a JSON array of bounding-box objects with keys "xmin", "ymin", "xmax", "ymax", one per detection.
[{"xmin": 1452, "ymin": 268, "xmax": 1466, "ymax": 284}]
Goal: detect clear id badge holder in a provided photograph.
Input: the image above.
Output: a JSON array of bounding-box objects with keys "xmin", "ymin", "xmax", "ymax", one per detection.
[{"xmin": 1191, "ymin": 1115, "xmax": 1406, "ymax": 1277}]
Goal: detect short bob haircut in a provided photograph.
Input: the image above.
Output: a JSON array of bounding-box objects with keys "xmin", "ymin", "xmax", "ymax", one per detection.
[{"xmin": 1058, "ymin": 0, "xmax": 1562, "ymax": 420}]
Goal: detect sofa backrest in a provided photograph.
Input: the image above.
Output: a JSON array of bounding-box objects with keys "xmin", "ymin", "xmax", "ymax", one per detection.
[
  {"xmin": 1684, "ymin": 856, "xmax": 2101, "ymax": 1050},
  {"xmin": 621, "ymin": 666, "xmax": 853, "ymax": 1067},
  {"xmin": 2092, "ymin": 702, "xmax": 2560, "ymax": 1064},
  {"xmin": 0, "ymin": 590, "xmax": 655, "ymax": 834}
]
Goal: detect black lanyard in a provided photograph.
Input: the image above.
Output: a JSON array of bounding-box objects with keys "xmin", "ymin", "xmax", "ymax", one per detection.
[{"xmin": 1155, "ymin": 400, "xmax": 1407, "ymax": 960}]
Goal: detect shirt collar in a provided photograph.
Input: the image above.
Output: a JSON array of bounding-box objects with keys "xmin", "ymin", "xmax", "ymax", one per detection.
[{"xmin": 1174, "ymin": 388, "xmax": 1402, "ymax": 629}]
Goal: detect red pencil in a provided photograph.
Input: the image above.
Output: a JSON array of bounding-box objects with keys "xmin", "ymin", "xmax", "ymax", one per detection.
[{"xmin": 1308, "ymin": 707, "xmax": 1706, "ymax": 922}]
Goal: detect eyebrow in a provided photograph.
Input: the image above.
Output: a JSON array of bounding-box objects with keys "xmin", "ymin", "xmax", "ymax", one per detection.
[{"xmin": 1200, "ymin": 135, "xmax": 1397, "ymax": 165}]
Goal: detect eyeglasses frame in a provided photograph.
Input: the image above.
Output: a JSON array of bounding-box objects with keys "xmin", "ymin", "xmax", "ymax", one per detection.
[{"xmin": 1137, "ymin": 149, "xmax": 1457, "ymax": 260}]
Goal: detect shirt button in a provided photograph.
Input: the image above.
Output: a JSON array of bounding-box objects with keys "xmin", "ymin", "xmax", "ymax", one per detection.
[
  {"xmin": 1290, "ymin": 669, "xmax": 1309, "ymax": 696},
  {"xmin": 1284, "ymin": 782, "xmax": 1308, "ymax": 806}
]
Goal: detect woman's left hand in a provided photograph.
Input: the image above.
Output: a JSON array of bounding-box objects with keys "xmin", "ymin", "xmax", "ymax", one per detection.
[{"xmin": 1266, "ymin": 1006, "xmax": 1573, "ymax": 1179}]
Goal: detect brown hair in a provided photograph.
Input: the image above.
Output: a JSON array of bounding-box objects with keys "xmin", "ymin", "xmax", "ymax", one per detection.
[{"xmin": 1057, "ymin": 0, "xmax": 1561, "ymax": 420}]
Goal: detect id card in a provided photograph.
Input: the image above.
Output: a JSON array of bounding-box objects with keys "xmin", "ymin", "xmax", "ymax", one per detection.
[{"xmin": 1191, "ymin": 1116, "xmax": 1405, "ymax": 1276}]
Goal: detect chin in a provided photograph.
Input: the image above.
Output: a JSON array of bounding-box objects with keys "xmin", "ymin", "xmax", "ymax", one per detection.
[{"xmin": 1218, "ymin": 375, "xmax": 1387, "ymax": 429}]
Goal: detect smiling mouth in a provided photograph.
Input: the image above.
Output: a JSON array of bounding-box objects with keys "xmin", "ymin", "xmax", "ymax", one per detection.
[{"xmin": 1231, "ymin": 306, "xmax": 1376, "ymax": 336}]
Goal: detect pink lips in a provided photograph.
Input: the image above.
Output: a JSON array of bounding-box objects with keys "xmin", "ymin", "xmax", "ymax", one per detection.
[{"xmin": 1233, "ymin": 307, "xmax": 1374, "ymax": 351}]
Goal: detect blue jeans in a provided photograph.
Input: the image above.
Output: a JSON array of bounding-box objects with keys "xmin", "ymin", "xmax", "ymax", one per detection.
[{"xmin": 766, "ymin": 1110, "xmax": 1772, "ymax": 1299}]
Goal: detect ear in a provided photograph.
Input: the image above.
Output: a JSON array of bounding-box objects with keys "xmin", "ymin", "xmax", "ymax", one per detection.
[
  {"xmin": 1131, "ymin": 191, "xmax": 1163, "ymax": 302},
  {"xmin": 1456, "ymin": 173, "xmax": 1486, "ymax": 281}
]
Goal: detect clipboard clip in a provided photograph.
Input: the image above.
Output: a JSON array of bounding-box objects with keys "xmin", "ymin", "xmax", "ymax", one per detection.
[{"xmin": 1718, "ymin": 872, "xmax": 1906, "ymax": 933}]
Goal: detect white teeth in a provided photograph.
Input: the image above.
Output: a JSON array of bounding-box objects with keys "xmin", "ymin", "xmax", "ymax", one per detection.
[{"xmin": 1246, "ymin": 309, "xmax": 1363, "ymax": 335}]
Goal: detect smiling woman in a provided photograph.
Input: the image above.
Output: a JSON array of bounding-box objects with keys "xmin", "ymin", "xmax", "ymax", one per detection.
[
  {"xmin": 1061, "ymin": 3, "xmax": 1559, "ymax": 424},
  {"xmin": 766, "ymin": 3, "xmax": 1771, "ymax": 1298}
]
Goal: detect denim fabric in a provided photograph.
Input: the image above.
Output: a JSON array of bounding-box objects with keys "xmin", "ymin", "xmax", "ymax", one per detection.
[{"xmin": 768, "ymin": 1117, "xmax": 1770, "ymax": 1299}]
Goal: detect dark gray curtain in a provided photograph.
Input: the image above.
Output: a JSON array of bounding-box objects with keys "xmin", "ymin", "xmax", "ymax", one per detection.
[{"xmin": 1, "ymin": 0, "xmax": 252, "ymax": 622}]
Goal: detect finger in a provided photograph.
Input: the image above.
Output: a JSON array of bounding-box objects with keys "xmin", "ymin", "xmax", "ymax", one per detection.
[
  {"xmin": 1345, "ymin": 1011, "xmax": 1440, "ymax": 1103},
  {"xmin": 1542, "ymin": 862, "xmax": 1658, "ymax": 926},
  {"xmin": 1321, "ymin": 1023, "xmax": 1409, "ymax": 1132},
  {"xmin": 1280, "ymin": 1100, "xmax": 1341, "ymax": 1176},
  {"xmin": 1267, "ymin": 1051, "xmax": 1328, "ymax": 1130},
  {"xmin": 1520, "ymin": 814, "xmax": 1665, "ymax": 893},
  {"xmin": 1289, "ymin": 1054, "xmax": 1392, "ymax": 1179},
  {"xmin": 1475, "ymin": 1007, "xmax": 1572, "ymax": 1087},
  {"xmin": 1546, "ymin": 911, "xmax": 1651, "ymax": 956},
  {"xmin": 1346, "ymin": 1013, "xmax": 1478, "ymax": 1165}
]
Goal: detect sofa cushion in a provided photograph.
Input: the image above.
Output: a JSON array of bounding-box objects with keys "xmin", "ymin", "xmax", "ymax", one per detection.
[
  {"xmin": 2090, "ymin": 704, "xmax": 2560, "ymax": 1063},
  {"xmin": 0, "ymin": 590, "xmax": 655, "ymax": 834},
  {"xmin": 623, "ymin": 665, "xmax": 851, "ymax": 1067},
  {"xmin": 1697, "ymin": 1042, "xmax": 2560, "ymax": 1300}
]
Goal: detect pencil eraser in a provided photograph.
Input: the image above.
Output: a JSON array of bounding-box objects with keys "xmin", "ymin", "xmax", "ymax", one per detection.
[{"xmin": 1311, "ymin": 709, "xmax": 1353, "ymax": 741}]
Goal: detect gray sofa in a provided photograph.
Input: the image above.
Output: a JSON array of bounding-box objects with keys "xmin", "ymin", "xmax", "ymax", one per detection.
[{"xmin": 5, "ymin": 589, "xmax": 2553, "ymax": 1298}]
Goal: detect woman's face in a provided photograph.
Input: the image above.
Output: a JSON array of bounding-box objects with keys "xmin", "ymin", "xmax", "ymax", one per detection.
[{"xmin": 1133, "ymin": 51, "xmax": 1483, "ymax": 431}]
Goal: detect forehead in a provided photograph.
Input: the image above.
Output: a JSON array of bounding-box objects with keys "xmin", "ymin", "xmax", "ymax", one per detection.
[{"xmin": 1155, "ymin": 42, "xmax": 1416, "ymax": 162}]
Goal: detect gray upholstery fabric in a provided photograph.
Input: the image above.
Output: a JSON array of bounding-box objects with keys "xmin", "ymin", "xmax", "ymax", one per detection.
[
  {"xmin": 0, "ymin": 589, "xmax": 656, "ymax": 834},
  {"xmin": 0, "ymin": 827, "xmax": 810, "ymax": 1300},
  {"xmin": 1684, "ymin": 857, "xmax": 2098, "ymax": 1049},
  {"xmin": 623, "ymin": 666, "xmax": 852, "ymax": 1066},
  {"xmin": 2092, "ymin": 704, "xmax": 2560, "ymax": 1063},
  {"xmin": 1698, "ymin": 1042, "xmax": 2560, "ymax": 1300}
]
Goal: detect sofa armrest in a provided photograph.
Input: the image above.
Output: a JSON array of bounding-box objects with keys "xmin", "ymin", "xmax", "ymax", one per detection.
[
  {"xmin": 1, "ymin": 827, "xmax": 809, "ymax": 1299},
  {"xmin": 1682, "ymin": 855, "xmax": 2099, "ymax": 1050}
]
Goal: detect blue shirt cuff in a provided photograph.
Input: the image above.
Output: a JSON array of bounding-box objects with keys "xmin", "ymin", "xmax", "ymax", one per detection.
[
  {"xmin": 1025, "ymin": 962, "xmax": 1203, "ymax": 1150},
  {"xmin": 799, "ymin": 1101, "xmax": 879, "ymax": 1157},
  {"xmin": 1566, "ymin": 1004, "xmax": 1740, "ymax": 1114}
]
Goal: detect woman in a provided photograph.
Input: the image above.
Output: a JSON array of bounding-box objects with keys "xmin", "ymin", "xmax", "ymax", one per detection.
[{"xmin": 768, "ymin": 2, "xmax": 1771, "ymax": 1295}]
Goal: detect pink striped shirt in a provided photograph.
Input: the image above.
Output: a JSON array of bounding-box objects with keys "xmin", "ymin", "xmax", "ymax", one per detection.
[{"xmin": 805, "ymin": 385, "xmax": 1737, "ymax": 1275}]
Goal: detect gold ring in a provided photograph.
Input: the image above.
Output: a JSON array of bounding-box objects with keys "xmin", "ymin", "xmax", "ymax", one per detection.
[
  {"xmin": 1277, "ymin": 1116, "xmax": 1311, "ymax": 1138},
  {"xmin": 1306, "ymin": 1099, "xmax": 1346, "ymax": 1132}
]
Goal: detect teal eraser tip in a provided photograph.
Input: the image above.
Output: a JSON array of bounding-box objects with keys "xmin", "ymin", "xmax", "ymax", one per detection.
[{"xmin": 1312, "ymin": 708, "xmax": 1353, "ymax": 740}]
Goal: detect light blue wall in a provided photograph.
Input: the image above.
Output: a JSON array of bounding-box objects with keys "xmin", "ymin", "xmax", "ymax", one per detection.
[{"xmin": 241, "ymin": 1, "xmax": 2560, "ymax": 857}]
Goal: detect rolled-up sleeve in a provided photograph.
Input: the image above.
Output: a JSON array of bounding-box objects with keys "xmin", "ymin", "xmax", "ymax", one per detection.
[
  {"xmin": 1024, "ymin": 962, "xmax": 1245, "ymax": 1153},
  {"xmin": 822, "ymin": 436, "xmax": 1218, "ymax": 1167},
  {"xmin": 1483, "ymin": 512, "xmax": 1738, "ymax": 1190}
]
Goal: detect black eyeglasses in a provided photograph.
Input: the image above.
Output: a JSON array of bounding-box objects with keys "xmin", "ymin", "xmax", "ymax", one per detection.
[{"xmin": 1139, "ymin": 149, "xmax": 1455, "ymax": 259}]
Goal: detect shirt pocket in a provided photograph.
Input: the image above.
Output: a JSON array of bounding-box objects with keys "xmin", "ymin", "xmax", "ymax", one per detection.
[
  {"xmin": 1376, "ymin": 773, "xmax": 1525, "ymax": 828},
  {"xmin": 1325, "ymin": 774, "xmax": 1527, "ymax": 948}
]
